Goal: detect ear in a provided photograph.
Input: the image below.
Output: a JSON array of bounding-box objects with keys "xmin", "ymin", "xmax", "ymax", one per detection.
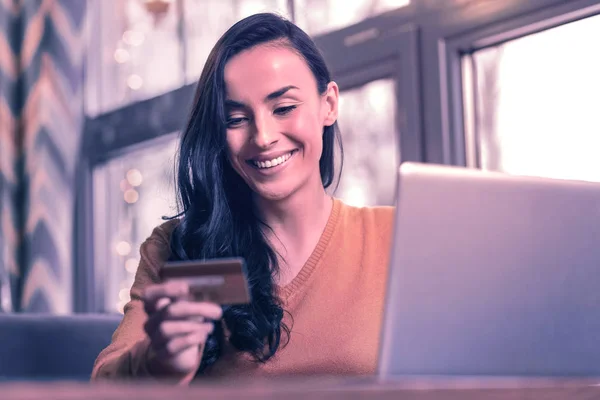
[{"xmin": 322, "ymin": 81, "xmax": 339, "ymax": 127}]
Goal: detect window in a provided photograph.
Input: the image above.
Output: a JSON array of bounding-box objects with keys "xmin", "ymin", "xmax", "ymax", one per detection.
[
  {"xmin": 93, "ymin": 134, "xmax": 179, "ymax": 313},
  {"xmin": 463, "ymin": 14, "xmax": 600, "ymax": 182},
  {"xmin": 334, "ymin": 78, "xmax": 399, "ymax": 206}
]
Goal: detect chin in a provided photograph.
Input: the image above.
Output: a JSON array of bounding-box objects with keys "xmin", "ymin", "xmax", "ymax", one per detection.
[
  {"xmin": 252, "ymin": 183, "xmax": 296, "ymax": 202},
  {"xmin": 255, "ymin": 189, "xmax": 292, "ymax": 202}
]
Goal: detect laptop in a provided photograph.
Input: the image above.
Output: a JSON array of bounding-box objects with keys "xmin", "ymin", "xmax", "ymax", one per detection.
[{"xmin": 378, "ymin": 162, "xmax": 600, "ymax": 378}]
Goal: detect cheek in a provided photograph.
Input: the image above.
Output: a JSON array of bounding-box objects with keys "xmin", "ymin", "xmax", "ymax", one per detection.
[
  {"xmin": 226, "ymin": 133, "xmax": 246, "ymax": 166},
  {"xmin": 226, "ymin": 130, "xmax": 243, "ymax": 151},
  {"xmin": 285, "ymin": 108, "xmax": 323, "ymax": 141}
]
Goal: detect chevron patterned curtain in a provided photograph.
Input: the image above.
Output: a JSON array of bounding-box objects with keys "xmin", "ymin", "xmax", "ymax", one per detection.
[
  {"xmin": 0, "ymin": 0, "xmax": 20, "ymax": 312},
  {"xmin": 0, "ymin": 0, "xmax": 86, "ymax": 313}
]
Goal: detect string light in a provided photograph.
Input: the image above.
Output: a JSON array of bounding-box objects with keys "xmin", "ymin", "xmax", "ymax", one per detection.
[
  {"xmin": 127, "ymin": 74, "xmax": 144, "ymax": 90},
  {"xmin": 126, "ymin": 169, "xmax": 143, "ymax": 186},
  {"xmin": 119, "ymin": 288, "xmax": 130, "ymax": 301},
  {"xmin": 116, "ymin": 241, "xmax": 132, "ymax": 256},
  {"xmin": 125, "ymin": 258, "xmax": 139, "ymax": 273},
  {"xmin": 114, "ymin": 166, "xmax": 144, "ymax": 311},
  {"xmin": 124, "ymin": 189, "xmax": 139, "ymax": 204},
  {"xmin": 114, "ymin": 48, "xmax": 130, "ymax": 63},
  {"xmin": 122, "ymin": 30, "xmax": 145, "ymax": 46}
]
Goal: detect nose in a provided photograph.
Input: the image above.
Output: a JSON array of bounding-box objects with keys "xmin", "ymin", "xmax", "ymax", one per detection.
[{"xmin": 252, "ymin": 112, "xmax": 278, "ymax": 149}]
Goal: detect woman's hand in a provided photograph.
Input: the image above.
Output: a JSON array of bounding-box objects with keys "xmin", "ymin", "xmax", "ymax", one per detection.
[{"xmin": 142, "ymin": 281, "xmax": 223, "ymax": 377}]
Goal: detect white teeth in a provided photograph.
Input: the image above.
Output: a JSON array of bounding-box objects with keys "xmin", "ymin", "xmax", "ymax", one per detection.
[{"xmin": 253, "ymin": 151, "xmax": 293, "ymax": 169}]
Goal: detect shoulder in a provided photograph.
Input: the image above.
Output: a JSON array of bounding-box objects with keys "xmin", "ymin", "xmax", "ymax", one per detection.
[
  {"xmin": 337, "ymin": 199, "xmax": 395, "ymax": 236},
  {"xmin": 331, "ymin": 199, "xmax": 395, "ymax": 280},
  {"xmin": 139, "ymin": 219, "xmax": 181, "ymax": 265},
  {"xmin": 332, "ymin": 198, "xmax": 395, "ymax": 254},
  {"xmin": 130, "ymin": 219, "xmax": 181, "ymax": 289},
  {"xmin": 148, "ymin": 218, "xmax": 181, "ymax": 244},
  {"xmin": 357, "ymin": 204, "xmax": 395, "ymax": 226}
]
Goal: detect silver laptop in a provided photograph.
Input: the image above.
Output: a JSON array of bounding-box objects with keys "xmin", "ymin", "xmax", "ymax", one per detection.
[{"xmin": 378, "ymin": 162, "xmax": 600, "ymax": 377}]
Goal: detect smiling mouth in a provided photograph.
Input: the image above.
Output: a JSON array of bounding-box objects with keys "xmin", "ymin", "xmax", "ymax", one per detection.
[{"xmin": 248, "ymin": 150, "xmax": 297, "ymax": 169}]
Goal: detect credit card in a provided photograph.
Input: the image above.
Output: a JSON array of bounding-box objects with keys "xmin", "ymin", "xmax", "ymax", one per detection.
[{"xmin": 160, "ymin": 257, "xmax": 251, "ymax": 305}]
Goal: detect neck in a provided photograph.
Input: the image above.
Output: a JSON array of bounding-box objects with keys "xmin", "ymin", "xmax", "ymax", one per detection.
[
  {"xmin": 254, "ymin": 179, "xmax": 332, "ymax": 239},
  {"xmin": 253, "ymin": 173, "xmax": 334, "ymax": 286}
]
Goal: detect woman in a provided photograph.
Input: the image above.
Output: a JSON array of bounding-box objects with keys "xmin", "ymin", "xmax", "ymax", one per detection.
[{"xmin": 92, "ymin": 13, "xmax": 394, "ymax": 384}]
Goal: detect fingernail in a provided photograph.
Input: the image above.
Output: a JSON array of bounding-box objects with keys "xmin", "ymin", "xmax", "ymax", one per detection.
[{"xmin": 156, "ymin": 297, "xmax": 171, "ymax": 309}]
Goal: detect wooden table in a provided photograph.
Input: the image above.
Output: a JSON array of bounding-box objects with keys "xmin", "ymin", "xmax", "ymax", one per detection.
[{"xmin": 2, "ymin": 377, "xmax": 600, "ymax": 399}]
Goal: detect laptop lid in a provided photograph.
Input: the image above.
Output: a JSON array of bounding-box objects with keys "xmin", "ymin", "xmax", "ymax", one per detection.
[{"xmin": 378, "ymin": 163, "xmax": 600, "ymax": 377}]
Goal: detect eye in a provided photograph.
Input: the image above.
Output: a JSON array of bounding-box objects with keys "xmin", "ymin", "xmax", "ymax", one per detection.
[
  {"xmin": 274, "ymin": 105, "xmax": 297, "ymax": 116},
  {"xmin": 226, "ymin": 116, "xmax": 248, "ymax": 128}
]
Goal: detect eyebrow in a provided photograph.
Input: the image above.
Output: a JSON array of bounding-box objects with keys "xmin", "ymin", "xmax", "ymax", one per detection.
[
  {"xmin": 224, "ymin": 99, "xmax": 245, "ymax": 110},
  {"xmin": 225, "ymin": 85, "xmax": 299, "ymax": 110},
  {"xmin": 265, "ymin": 85, "xmax": 298, "ymax": 101}
]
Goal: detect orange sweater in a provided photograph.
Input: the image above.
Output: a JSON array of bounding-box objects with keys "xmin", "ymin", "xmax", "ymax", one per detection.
[{"xmin": 92, "ymin": 198, "xmax": 395, "ymax": 383}]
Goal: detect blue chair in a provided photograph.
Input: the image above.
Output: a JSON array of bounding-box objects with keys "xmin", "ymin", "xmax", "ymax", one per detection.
[{"xmin": 0, "ymin": 313, "xmax": 121, "ymax": 381}]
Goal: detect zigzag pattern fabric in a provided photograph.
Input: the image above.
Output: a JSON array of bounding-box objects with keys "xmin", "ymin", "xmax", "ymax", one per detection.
[
  {"xmin": 0, "ymin": 0, "xmax": 86, "ymax": 313},
  {"xmin": 0, "ymin": 0, "xmax": 21, "ymax": 312}
]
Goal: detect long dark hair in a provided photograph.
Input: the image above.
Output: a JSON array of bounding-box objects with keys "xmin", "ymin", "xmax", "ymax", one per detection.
[{"xmin": 168, "ymin": 12, "xmax": 343, "ymax": 373}]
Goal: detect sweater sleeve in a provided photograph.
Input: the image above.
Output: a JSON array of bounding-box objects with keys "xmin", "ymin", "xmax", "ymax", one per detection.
[{"xmin": 90, "ymin": 219, "xmax": 195, "ymax": 384}]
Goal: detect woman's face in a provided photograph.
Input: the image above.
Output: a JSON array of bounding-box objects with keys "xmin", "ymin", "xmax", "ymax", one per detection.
[{"xmin": 223, "ymin": 43, "xmax": 338, "ymax": 202}]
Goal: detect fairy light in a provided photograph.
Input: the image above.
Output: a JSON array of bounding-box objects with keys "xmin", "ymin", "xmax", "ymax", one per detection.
[
  {"xmin": 119, "ymin": 288, "xmax": 130, "ymax": 301},
  {"xmin": 125, "ymin": 258, "xmax": 139, "ymax": 273},
  {"xmin": 124, "ymin": 189, "xmax": 139, "ymax": 204},
  {"xmin": 122, "ymin": 30, "xmax": 145, "ymax": 46},
  {"xmin": 127, "ymin": 74, "xmax": 143, "ymax": 90},
  {"xmin": 126, "ymin": 169, "xmax": 143, "ymax": 186},
  {"xmin": 116, "ymin": 241, "xmax": 132, "ymax": 256},
  {"xmin": 114, "ymin": 48, "xmax": 130, "ymax": 63}
]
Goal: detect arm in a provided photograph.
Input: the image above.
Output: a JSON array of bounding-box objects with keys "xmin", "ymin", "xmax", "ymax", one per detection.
[{"xmin": 90, "ymin": 220, "xmax": 196, "ymax": 384}]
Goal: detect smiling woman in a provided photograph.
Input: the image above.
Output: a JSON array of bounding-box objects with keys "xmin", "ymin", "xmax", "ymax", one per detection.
[{"xmin": 92, "ymin": 13, "xmax": 395, "ymax": 384}]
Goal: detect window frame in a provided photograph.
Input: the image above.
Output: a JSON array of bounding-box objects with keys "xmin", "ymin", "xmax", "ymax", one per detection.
[{"xmin": 440, "ymin": 0, "xmax": 600, "ymax": 168}]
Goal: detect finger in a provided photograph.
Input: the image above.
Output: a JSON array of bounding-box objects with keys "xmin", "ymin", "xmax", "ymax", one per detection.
[
  {"xmin": 152, "ymin": 321, "xmax": 214, "ymax": 346},
  {"xmin": 143, "ymin": 297, "xmax": 173, "ymax": 336},
  {"xmin": 143, "ymin": 282, "xmax": 189, "ymax": 314},
  {"xmin": 144, "ymin": 300, "xmax": 219, "ymax": 337},
  {"xmin": 162, "ymin": 301, "xmax": 223, "ymax": 321},
  {"xmin": 144, "ymin": 281, "xmax": 189, "ymax": 304},
  {"xmin": 157, "ymin": 330, "xmax": 211, "ymax": 359},
  {"xmin": 143, "ymin": 296, "xmax": 171, "ymax": 317}
]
